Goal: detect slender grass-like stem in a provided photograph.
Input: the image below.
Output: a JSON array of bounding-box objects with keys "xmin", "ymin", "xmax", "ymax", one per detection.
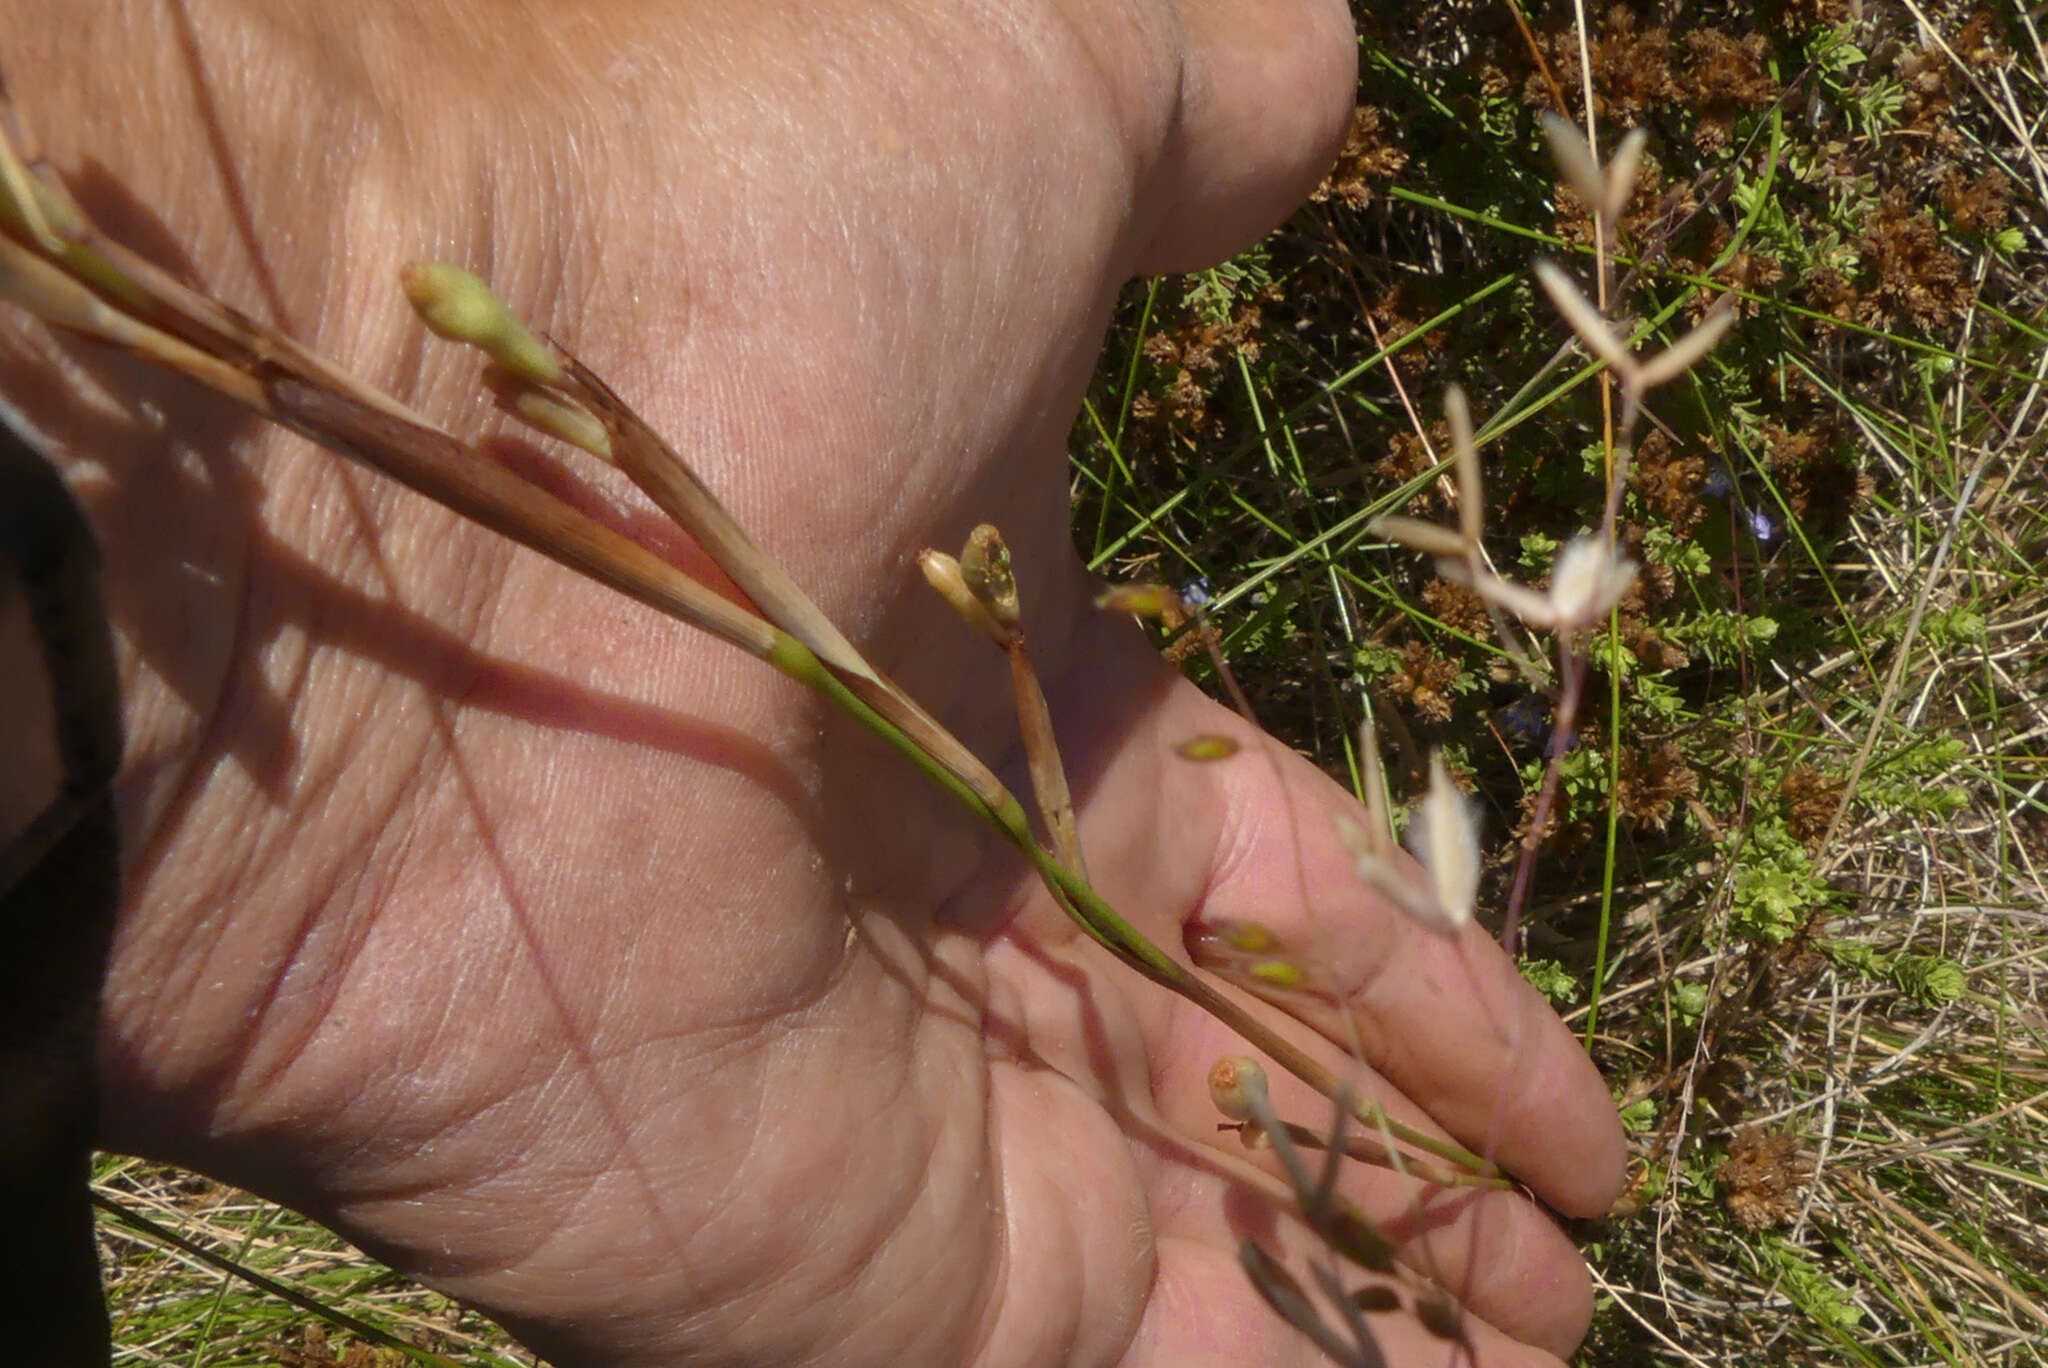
[{"xmin": 789, "ymin": 634, "xmax": 1499, "ymax": 1180}]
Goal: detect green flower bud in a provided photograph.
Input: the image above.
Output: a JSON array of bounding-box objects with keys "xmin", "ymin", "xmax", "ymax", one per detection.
[
  {"xmin": 1249, "ymin": 959, "xmax": 1305, "ymax": 988},
  {"xmin": 400, "ymin": 261, "xmax": 561, "ymax": 386}
]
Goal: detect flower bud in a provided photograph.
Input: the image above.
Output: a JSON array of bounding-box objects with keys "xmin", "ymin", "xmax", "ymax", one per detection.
[
  {"xmin": 400, "ymin": 261, "xmax": 562, "ymax": 386},
  {"xmin": 1207, "ymin": 1055, "xmax": 1270, "ymax": 1123},
  {"xmin": 1094, "ymin": 583, "xmax": 1176, "ymax": 618},
  {"xmin": 918, "ymin": 549, "xmax": 1008, "ymax": 642},
  {"xmin": 1248, "ymin": 959, "xmax": 1305, "ymax": 988}
]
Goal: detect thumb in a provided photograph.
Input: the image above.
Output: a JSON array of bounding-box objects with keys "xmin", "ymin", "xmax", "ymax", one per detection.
[{"xmin": 1133, "ymin": 0, "xmax": 1357, "ymax": 273}]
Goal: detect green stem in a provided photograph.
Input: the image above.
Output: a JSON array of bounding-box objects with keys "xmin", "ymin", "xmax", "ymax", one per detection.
[{"xmin": 769, "ymin": 632, "xmax": 1498, "ymax": 1181}]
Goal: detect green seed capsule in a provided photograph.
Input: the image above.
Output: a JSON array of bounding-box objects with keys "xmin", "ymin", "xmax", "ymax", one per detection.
[
  {"xmin": 1218, "ymin": 919, "xmax": 1278, "ymax": 954},
  {"xmin": 1249, "ymin": 959, "xmax": 1305, "ymax": 988},
  {"xmin": 1207, "ymin": 1055, "xmax": 1269, "ymax": 1122},
  {"xmin": 1174, "ymin": 734, "xmax": 1240, "ymax": 762}
]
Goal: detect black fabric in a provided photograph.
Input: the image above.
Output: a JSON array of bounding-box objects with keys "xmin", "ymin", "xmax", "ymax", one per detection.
[{"xmin": 0, "ymin": 404, "xmax": 120, "ymax": 1366}]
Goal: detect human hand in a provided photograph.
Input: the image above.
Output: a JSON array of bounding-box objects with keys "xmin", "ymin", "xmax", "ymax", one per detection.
[{"xmin": 1, "ymin": 2, "xmax": 1625, "ymax": 1364}]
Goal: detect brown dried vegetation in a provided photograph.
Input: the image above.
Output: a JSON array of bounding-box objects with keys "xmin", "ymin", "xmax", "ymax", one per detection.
[{"xmin": 1720, "ymin": 1125, "xmax": 1815, "ymax": 1230}]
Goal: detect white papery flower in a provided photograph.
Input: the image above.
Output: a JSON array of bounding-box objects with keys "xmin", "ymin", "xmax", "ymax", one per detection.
[
  {"xmin": 1545, "ymin": 536, "xmax": 1639, "ymax": 629},
  {"xmin": 1340, "ymin": 749, "xmax": 1479, "ymax": 937},
  {"xmin": 1533, "ymin": 260, "xmax": 1736, "ymax": 397},
  {"xmin": 1441, "ymin": 535, "xmax": 1636, "ymax": 634},
  {"xmin": 1404, "ymin": 751, "xmax": 1480, "ymax": 934}
]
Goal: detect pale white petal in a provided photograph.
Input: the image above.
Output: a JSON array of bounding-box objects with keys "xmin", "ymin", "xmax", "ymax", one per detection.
[
  {"xmin": 1445, "ymin": 386, "xmax": 1483, "ymax": 545},
  {"xmin": 1541, "ymin": 114, "xmax": 1606, "ymax": 219},
  {"xmin": 1354, "ymin": 726, "xmax": 1396, "ymax": 861},
  {"xmin": 1635, "ymin": 301, "xmax": 1736, "ymax": 390},
  {"xmin": 1352, "ymin": 851, "xmax": 1455, "ymax": 933},
  {"xmin": 1534, "ymin": 260, "xmax": 1637, "ymax": 379},
  {"xmin": 1603, "ymin": 128, "xmax": 1648, "ymax": 225},
  {"xmin": 1404, "ymin": 751, "xmax": 1479, "ymax": 933},
  {"xmin": 1460, "ymin": 568, "xmax": 1560, "ymax": 630},
  {"xmin": 1547, "ymin": 537, "xmax": 1638, "ymax": 630},
  {"xmin": 1371, "ymin": 513, "xmax": 1471, "ymax": 558}
]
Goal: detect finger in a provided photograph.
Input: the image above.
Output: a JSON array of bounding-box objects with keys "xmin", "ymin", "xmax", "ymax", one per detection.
[
  {"xmin": 1038, "ymin": 624, "xmax": 1625, "ymax": 1219},
  {"xmin": 1001, "ymin": 622, "xmax": 1612, "ymax": 1350},
  {"xmin": 1144, "ymin": 966, "xmax": 1599, "ymax": 1359},
  {"xmin": 1183, "ymin": 729, "xmax": 1629, "ymax": 1221},
  {"xmin": 983, "ymin": 922, "xmax": 1593, "ymax": 1360},
  {"xmin": 975, "ymin": 974, "xmax": 1569, "ymax": 1368},
  {"xmin": 1132, "ymin": 0, "xmax": 1357, "ymax": 272},
  {"xmin": 1129, "ymin": 1235, "xmax": 1573, "ymax": 1368},
  {"xmin": 981, "ymin": 766, "xmax": 1598, "ymax": 1360}
]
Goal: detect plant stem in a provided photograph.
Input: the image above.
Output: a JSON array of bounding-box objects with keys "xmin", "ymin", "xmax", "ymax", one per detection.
[{"xmin": 784, "ymin": 636, "xmax": 1497, "ymax": 1180}]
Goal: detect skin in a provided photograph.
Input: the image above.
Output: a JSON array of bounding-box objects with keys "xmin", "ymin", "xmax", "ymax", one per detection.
[{"xmin": 0, "ymin": 2, "xmax": 1628, "ymax": 1364}]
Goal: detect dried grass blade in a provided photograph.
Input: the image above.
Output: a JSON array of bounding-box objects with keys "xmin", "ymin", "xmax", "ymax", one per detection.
[
  {"xmin": 1540, "ymin": 114, "xmax": 1606, "ymax": 221},
  {"xmin": 1445, "ymin": 386, "xmax": 1482, "ymax": 546},
  {"xmin": 265, "ymin": 378, "xmax": 782, "ymax": 660},
  {"xmin": 1634, "ymin": 300, "xmax": 1735, "ymax": 390},
  {"xmin": 555, "ymin": 350, "xmax": 882, "ymax": 686},
  {"xmin": 1603, "ymin": 127, "xmax": 1648, "ymax": 225},
  {"xmin": 832, "ymin": 670, "xmax": 1012, "ymax": 814},
  {"xmin": 1368, "ymin": 514, "xmax": 1470, "ymax": 559},
  {"xmin": 0, "ymin": 234, "xmax": 267, "ymax": 409},
  {"xmin": 0, "ymin": 175, "xmax": 428, "ymax": 432},
  {"xmin": 1009, "ymin": 641, "xmax": 1087, "ymax": 876},
  {"xmin": 0, "ymin": 110, "xmax": 64, "ymax": 254}
]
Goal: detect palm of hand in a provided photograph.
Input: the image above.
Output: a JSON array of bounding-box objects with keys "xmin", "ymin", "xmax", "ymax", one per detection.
[{"xmin": 16, "ymin": 3, "xmax": 1621, "ymax": 1364}]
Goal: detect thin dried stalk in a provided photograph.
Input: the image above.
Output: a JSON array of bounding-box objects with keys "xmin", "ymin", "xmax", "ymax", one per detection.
[{"xmin": 554, "ymin": 352, "xmax": 886, "ymax": 688}]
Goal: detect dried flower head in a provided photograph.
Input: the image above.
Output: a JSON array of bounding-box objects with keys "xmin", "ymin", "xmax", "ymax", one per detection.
[
  {"xmin": 1405, "ymin": 751, "xmax": 1480, "ymax": 932},
  {"xmin": 1441, "ymin": 535, "xmax": 1636, "ymax": 634},
  {"xmin": 1533, "ymin": 259, "xmax": 1735, "ymax": 395},
  {"xmin": 1339, "ymin": 747, "xmax": 1478, "ymax": 936},
  {"xmin": 958, "ymin": 523, "xmax": 1020, "ymax": 629}
]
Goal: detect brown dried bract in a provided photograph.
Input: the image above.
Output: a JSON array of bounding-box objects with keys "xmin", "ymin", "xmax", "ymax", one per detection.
[
  {"xmin": 1373, "ymin": 422, "xmax": 1453, "ymax": 515},
  {"xmin": 1684, "ymin": 28, "xmax": 1780, "ymax": 153},
  {"xmin": 1423, "ymin": 578, "xmax": 1491, "ymax": 637},
  {"xmin": 1381, "ymin": 639, "xmax": 1461, "ymax": 725},
  {"xmin": 1529, "ymin": 8, "xmax": 1676, "ymax": 123},
  {"xmin": 1856, "ymin": 191, "xmax": 1972, "ymax": 334},
  {"xmin": 1631, "ymin": 430, "xmax": 1709, "ymax": 534},
  {"xmin": 1941, "ymin": 168, "xmax": 2013, "ymax": 235}
]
